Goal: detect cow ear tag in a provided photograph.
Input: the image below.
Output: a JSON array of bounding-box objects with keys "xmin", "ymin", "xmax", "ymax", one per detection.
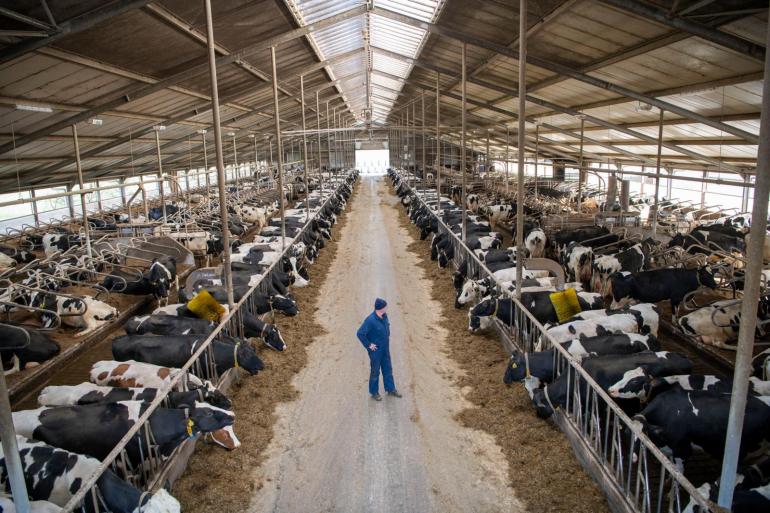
[
  {"xmin": 510, "ymin": 362, "xmax": 517, "ymax": 369},
  {"xmin": 186, "ymin": 419, "xmax": 195, "ymax": 437}
]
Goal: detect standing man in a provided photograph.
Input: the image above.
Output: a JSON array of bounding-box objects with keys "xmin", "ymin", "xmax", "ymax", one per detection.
[{"xmin": 356, "ymin": 298, "xmax": 402, "ymax": 401}]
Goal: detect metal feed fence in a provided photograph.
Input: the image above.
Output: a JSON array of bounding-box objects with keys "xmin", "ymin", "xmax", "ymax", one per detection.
[
  {"xmin": 396, "ymin": 170, "xmax": 713, "ymax": 513},
  {"xmin": 59, "ymin": 171, "xmax": 356, "ymax": 513}
]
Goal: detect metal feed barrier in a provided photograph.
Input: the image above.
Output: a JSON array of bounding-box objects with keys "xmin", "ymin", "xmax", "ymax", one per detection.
[
  {"xmin": 396, "ymin": 171, "xmax": 713, "ymax": 513},
  {"xmin": 58, "ymin": 171, "xmax": 356, "ymax": 513}
]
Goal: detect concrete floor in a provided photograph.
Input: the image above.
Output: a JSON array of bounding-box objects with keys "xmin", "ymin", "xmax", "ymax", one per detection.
[{"xmin": 248, "ymin": 177, "xmax": 523, "ymax": 513}]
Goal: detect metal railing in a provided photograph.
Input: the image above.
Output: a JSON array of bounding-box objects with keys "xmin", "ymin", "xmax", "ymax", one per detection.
[
  {"xmin": 59, "ymin": 171, "xmax": 357, "ymax": 512},
  {"xmin": 393, "ymin": 170, "xmax": 713, "ymax": 513}
]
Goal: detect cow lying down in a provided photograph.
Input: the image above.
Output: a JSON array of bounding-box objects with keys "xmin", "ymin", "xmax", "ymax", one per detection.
[
  {"xmin": 0, "ymin": 496, "xmax": 60, "ymax": 512},
  {"xmin": 0, "ymin": 324, "xmax": 59, "ymax": 376},
  {"xmin": 0, "ymin": 436, "xmax": 181, "ymax": 513},
  {"xmin": 678, "ymin": 297, "xmax": 770, "ymax": 349},
  {"xmin": 31, "ymin": 293, "xmax": 117, "ymax": 337},
  {"xmin": 12, "ymin": 400, "xmax": 236, "ymax": 462}
]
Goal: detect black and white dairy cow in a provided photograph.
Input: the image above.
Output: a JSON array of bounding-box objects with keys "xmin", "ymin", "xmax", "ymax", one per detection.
[
  {"xmin": 30, "ymin": 293, "xmax": 117, "ymax": 337},
  {"xmin": 125, "ymin": 314, "xmax": 215, "ymax": 336},
  {"xmin": 0, "ymin": 496, "xmax": 60, "ymax": 512},
  {"xmin": 637, "ymin": 374, "xmax": 770, "ymax": 405},
  {"xmin": 0, "ymin": 324, "xmax": 59, "ymax": 375},
  {"xmin": 544, "ymin": 303, "xmax": 660, "ymax": 343},
  {"xmin": 635, "ymin": 389, "xmax": 770, "ymax": 468},
  {"xmin": 0, "ymin": 245, "xmax": 34, "ymax": 264},
  {"xmin": 591, "ymin": 243, "xmax": 649, "ymax": 294},
  {"xmin": 41, "ymin": 233, "xmax": 81, "ymax": 258},
  {"xmin": 12, "ymin": 400, "xmax": 235, "ymax": 462},
  {"xmin": 609, "ymin": 267, "xmax": 717, "ymax": 317},
  {"xmin": 564, "ymin": 243, "xmax": 594, "ymax": 288},
  {"xmin": 503, "ymin": 333, "xmax": 659, "ymax": 384},
  {"xmin": 38, "ymin": 381, "xmax": 231, "ymax": 409},
  {"xmin": 683, "ymin": 476, "xmax": 770, "ymax": 513},
  {"xmin": 90, "ymin": 360, "xmax": 205, "ymax": 389},
  {"xmin": 0, "ymin": 436, "xmax": 181, "ymax": 513},
  {"xmin": 525, "ymin": 227, "xmax": 547, "ymax": 258},
  {"xmin": 678, "ymin": 297, "xmax": 770, "ymax": 348},
  {"xmin": 111, "ymin": 334, "xmax": 264, "ymax": 375},
  {"xmin": 102, "ymin": 258, "xmax": 176, "ymax": 300},
  {"xmin": 532, "ymin": 351, "xmax": 692, "ymax": 418}
]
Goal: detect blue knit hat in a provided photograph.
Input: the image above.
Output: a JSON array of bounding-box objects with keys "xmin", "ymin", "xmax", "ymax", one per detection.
[{"xmin": 374, "ymin": 298, "xmax": 387, "ymax": 310}]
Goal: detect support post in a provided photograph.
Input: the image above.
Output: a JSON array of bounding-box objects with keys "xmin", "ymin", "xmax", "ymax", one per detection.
[
  {"xmin": 72, "ymin": 124, "xmax": 92, "ymax": 259},
  {"xmin": 421, "ymin": 91, "xmax": 426, "ymax": 196},
  {"xmin": 576, "ymin": 116, "xmax": 585, "ymax": 214},
  {"xmin": 316, "ymin": 91, "xmax": 323, "ymax": 195},
  {"xmin": 717, "ymin": 16, "xmax": 770, "ymax": 508},
  {"xmin": 505, "ymin": 125, "xmax": 510, "ymax": 194},
  {"xmin": 534, "ymin": 123, "xmax": 539, "ymax": 199},
  {"xmin": 461, "ymin": 42, "xmax": 467, "ymax": 242},
  {"xmin": 271, "ymin": 46, "xmax": 286, "ymax": 250},
  {"xmin": 155, "ymin": 128, "xmax": 167, "ymax": 222},
  {"xmin": 201, "ymin": 130, "xmax": 210, "ymax": 193},
  {"xmin": 30, "ymin": 188, "xmax": 39, "ymax": 227},
  {"xmin": 204, "ymin": 0, "xmax": 234, "ymax": 308},
  {"xmin": 231, "ymin": 132, "xmax": 239, "ymax": 194},
  {"xmin": 652, "ymin": 109, "xmax": 664, "ymax": 235},
  {"xmin": 515, "ymin": 0, "xmax": 527, "ymax": 298},
  {"xmin": 436, "ymin": 71, "xmax": 441, "ymax": 212},
  {"xmin": 0, "ymin": 367, "xmax": 30, "ymax": 513},
  {"xmin": 301, "ymin": 74, "xmax": 309, "ymax": 219}
]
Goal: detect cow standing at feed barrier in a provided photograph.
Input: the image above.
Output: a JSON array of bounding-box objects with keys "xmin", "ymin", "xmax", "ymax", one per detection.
[
  {"xmin": 12, "ymin": 399, "xmax": 237, "ymax": 462},
  {"xmin": 0, "ymin": 436, "xmax": 182, "ymax": 513}
]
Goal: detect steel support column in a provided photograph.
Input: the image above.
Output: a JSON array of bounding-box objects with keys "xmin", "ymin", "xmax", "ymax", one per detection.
[
  {"xmin": 515, "ymin": 0, "xmax": 527, "ymax": 298},
  {"xmin": 204, "ymin": 0, "xmax": 234, "ymax": 308},
  {"xmin": 717, "ymin": 15, "xmax": 770, "ymax": 507},
  {"xmin": 271, "ymin": 46, "xmax": 286, "ymax": 250},
  {"xmin": 652, "ymin": 109, "xmax": 664, "ymax": 235},
  {"xmin": 436, "ymin": 71, "xmax": 441, "ymax": 212},
  {"xmin": 72, "ymin": 124, "xmax": 92, "ymax": 259},
  {"xmin": 461, "ymin": 42, "xmax": 467, "ymax": 242},
  {"xmin": 154, "ymin": 129, "xmax": 167, "ymax": 222}
]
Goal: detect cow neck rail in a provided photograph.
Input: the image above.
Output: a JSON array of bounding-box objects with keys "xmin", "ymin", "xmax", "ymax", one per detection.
[
  {"xmin": 395, "ymin": 170, "xmax": 714, "ymax": 513},
  {"xmin": 59, "ymin": 171, "xmax": 356, "ymax": 513}
]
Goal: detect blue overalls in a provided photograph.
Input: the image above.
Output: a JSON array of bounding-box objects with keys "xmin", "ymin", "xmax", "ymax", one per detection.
[{"xmin": 356, "ymin": 311, "xmax": 395, "ymax": 396}]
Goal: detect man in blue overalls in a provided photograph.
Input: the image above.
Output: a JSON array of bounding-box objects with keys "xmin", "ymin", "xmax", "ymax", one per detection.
[{"xmin": 356, "ymin": 298, "xmax": 402, "ymax": 401}]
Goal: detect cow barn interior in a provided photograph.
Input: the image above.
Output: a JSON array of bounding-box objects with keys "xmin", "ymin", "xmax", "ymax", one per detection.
[{"xmin": 0, "ymin": 0, "xmax": 769, "ymax": 512}]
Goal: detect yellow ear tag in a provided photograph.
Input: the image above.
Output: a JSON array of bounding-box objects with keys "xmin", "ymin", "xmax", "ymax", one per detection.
[
  {"xmin": 510, "ymin": 362, "xmax": 518, "ymax": 369},
  {"xmin": 186, "ymin": 419, "xmax": 195, "ymax": 437}
]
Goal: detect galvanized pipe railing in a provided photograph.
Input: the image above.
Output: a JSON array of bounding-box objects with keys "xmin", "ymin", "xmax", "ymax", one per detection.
[
  {"xmin": 394, "ymin": 170, "xmax": 713, "ymax": 513},
  {"xmin": 59, "ymin": 170, "xmax": 357, "ymax": 512}
]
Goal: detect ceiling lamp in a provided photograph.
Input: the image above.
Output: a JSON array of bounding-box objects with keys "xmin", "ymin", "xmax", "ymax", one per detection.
[{"xmin": 15, "ymin": 103, "xmax": 52, "ymax": 113}]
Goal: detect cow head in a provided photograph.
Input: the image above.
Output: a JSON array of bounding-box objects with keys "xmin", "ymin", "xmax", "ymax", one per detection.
[
  {"xmin": 503, "ymin": 352, "xmax": 527, "ymax": 384},
  {"xmin": 608, "ymin": 367, "xmax": 650, "ymax": 400},
  {"xmin": 190, "ymin": 384, "xmax": 232, "ymax": 410},
  {"xmin": 609, "ymin": 272, "xmax": 634, "ymax": 309},
  {"xmin": 186, "ymin": 401, "xmax": 235, "ymax": 438},
  {"xmin": 697, "ymin": 267, "xmax": 717, "ymax": 289},
  {"xmin": 233, "ymin": 342, "xmax": 265, "ymax": 375},
  {"xmin": 30, "ymin": 292, "xmax": 62, "ymax": 328},
  {"xmin": 271, "ymin": 294, "xmax": 298, "ymax": 316},
  {"xmin": 457, "ymin": 280, "xmax": 485, "ymax": 308},
  {"xmin": 148, "ymin": 259, "xmax": 174, "ymax": 300},
  {"xmin": 205, "ymin": 425, "xmax": 241, "ymax": 450},
  {"xmin": 468, "ymin": 296, "xmax": 497, "ymax": 332},
  {"xmin": 262, "ymin": 324, "xmax": 287, "ymax": 351}
]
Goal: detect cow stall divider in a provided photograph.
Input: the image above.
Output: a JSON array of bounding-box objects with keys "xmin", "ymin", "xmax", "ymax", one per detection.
[
  {"xmin": 57, "ymin": 170, "xmax": 357, "ymax": 513},
  {"xmin": 393, "ymin": 170, "xmax": 714, "ymax": 513}
]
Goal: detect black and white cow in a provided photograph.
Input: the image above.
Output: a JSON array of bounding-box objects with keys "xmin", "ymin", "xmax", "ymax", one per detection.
[
  {"xmin": 683, "ymin": 478, "xmax": 770, "ymax": 513},
  {"xmin": 525, "ymin": 228, "xmax": 547, "ymax": 258},
  {"xmin": 102, "ymin": 258, "xmax": 176, "ymax": 300},
  {"xmin": 531, "ymin": 351, "xmax": 692, "ymax": 418},
  {"xmin": 635, "ymin": 389, "xmax": 770, "ymax": 467},
  {"xmin": 12, "ymin": 400, "xmax": 234, "ymax": 462},
  {"xmin": 0, "ymin": 325, "xmax": 59, "ymax": 375},
  {"xmin": 503, "ymin": 333, "xmax": 658, "ymax": 384},
  {"xmin": 544, "ymin": 303, "xmax": 660, "ymax": 343},
  {"xmin": 0, "ymin": 245, "xmax": 34, "ymax": 264},
  {"xmin": 591, "ymin": 243, "xmax": 648, "ymax": 294},
  {"xmin": 564, "ymin": 243, "xmax": 594, "ymax": 287},
  {"xmin": 519, "ymin": 289, "xmax": 604, "ymax": 325},
  {"xmin": 0, "ymin": 436, "xmax": 181, "ymax": 513},
  {"xmin": 125, "ymin": 315, "xmax": 215, "ymax": 336},
  {"xmin": 678, "ymin": 297, "xmax": 770, "ymax": 348},
  {"xmin": 0, "ymin": 495, "xmax": 60, "ymax": 512},
  {"xmin": 41, "ymin": 234, "xmax": 81, "ymax": 258},
  {"xmin": 111, "ymin": 334, "xmax": 264, "ymax": 375},
  {"xmin": 638, "ymin": 374, "xmax": 770, "ymax": 405},
  {"xmin": 30, "ymin": 293, "xmax": 117, "ymax": 337},
  {"xmin": 609, "ymin": 267, "xmax": 718, "ymax": 316}
]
